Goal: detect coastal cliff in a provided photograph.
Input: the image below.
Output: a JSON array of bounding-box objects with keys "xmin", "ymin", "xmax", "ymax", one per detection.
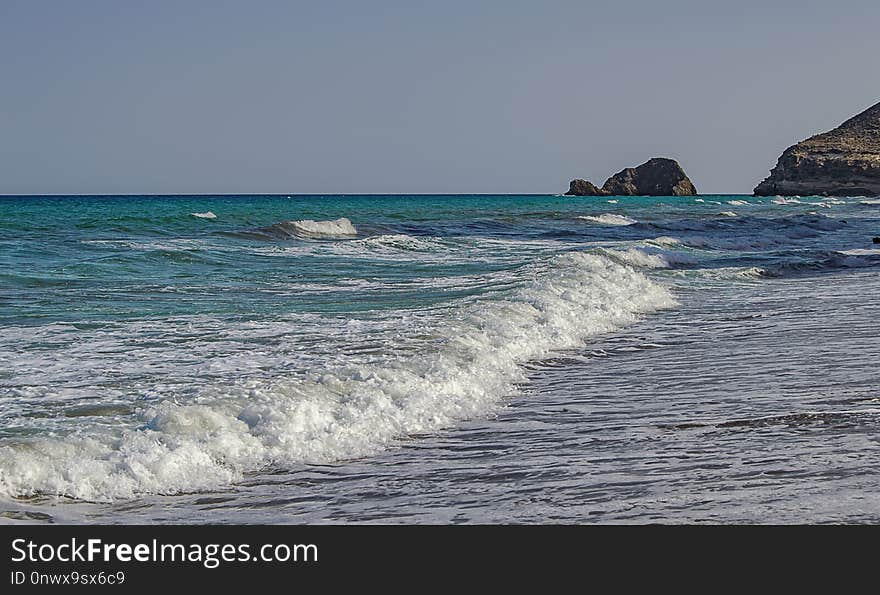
[
  {"xmin": 754, "ymin": 101, "xmax": 880, "ymax": 197},
  {"xmin": 565, "ymin": 157, "xmax": 696, "ymax": 196}
]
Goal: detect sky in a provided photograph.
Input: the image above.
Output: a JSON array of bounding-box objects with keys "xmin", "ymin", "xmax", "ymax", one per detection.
[{"xmin": 1, "ymin": 0, "xmax": 879, "ymax": 195}]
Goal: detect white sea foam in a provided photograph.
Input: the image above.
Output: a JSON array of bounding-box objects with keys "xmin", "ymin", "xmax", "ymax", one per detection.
[
  {"xmin": 243, "ymin": 235, "xmax": 562, "ymax": 266},
  {"xmin": 718, "ymin": 211, "xmax": 738, "ymax": 217},
  {"xmin": 607, "ymin": 199, "xmax": 619, "ymax": 204},
  {"xmin": 599, "ymin": 247, "xmax": 698, "ymax": 269},
  {"xmin": 859, "ymin": 198, "xmax": 880, "ymax": 205},
  {"xmin": 726, "ymin": 200, "xmax": 749, "ymax": 206},
  {"xmin": 322, "ymin": 234, "xmax": 478, "ymax": 265},
  {"xmin": 577, "ymin": 214, "xmax": 637, "ymax": 226},
  {"xmin": 646, "ymin": 236, "xmax": 682, "ymax": 247},
  {"xmin": 345, "ymin": 234, "xmax": 446, "ymax": 254},
  {"xmin": 191, "ymin": 211, "xmax": 217, "ymax": 219},
  {"xmin": 0, "ymin": 253, "xmax": 675, "ymax": 500},
  {"xmin": 682, "ymin": 266, "xmax": 766, "ymax": 280},
  {"xmin": 772, "ymin": 197, "xmax": 802, "ymax": 205},
  {"xmin": 839, "ymin": 248, "xmax": 880, "ymax": 256},
  {"xmin": 285, "ymin": 218, "xmax": 358, "ymax": 239}
]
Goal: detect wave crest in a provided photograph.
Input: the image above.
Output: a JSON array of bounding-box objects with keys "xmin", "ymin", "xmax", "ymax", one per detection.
[
  {"xmin": 0, "ymin": 253, "xmax": 675, "ymax": 500},
  {"xmin": 283, "ymin": 217, "xmax": 358, "ymax": 239},
  {"xmin": 577, "ymin": 214, "xmax": 637, "ymax": 226},
  {"xmin": 598, "ymin": 247, "xmax": 698, "ymax": 269},
  {"xmin": 245, "ymin": 218, "xmax": 358, "ymax": 240}
]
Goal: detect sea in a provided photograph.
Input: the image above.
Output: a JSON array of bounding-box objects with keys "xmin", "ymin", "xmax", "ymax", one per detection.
[{"xmin": 1, "ymin": 193, "xmax": 879, "ymax": 524}]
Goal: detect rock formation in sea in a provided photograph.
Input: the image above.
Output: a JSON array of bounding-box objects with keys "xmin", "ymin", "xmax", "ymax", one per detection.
[
  {"xmin": 754, "ymin": 101, "xmax": 880, "ymax": 197},
  {"xmin": 564, "ymin": 157, "xmax": 697, "ymax": 196},
  {"xmin": 601, "ymin": 158, "xmax": 697, "ymax": 196},
  {"xmin": 566, "ymin": 179, "xmax": 605, "ymax": 196}
]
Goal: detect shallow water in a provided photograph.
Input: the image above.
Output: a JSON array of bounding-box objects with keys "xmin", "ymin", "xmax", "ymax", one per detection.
[{"xmin": 1, "ymin": 194, "xmax": 879, "ymax": 523}]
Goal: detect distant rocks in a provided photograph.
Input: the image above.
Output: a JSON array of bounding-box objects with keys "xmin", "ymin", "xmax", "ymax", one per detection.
[
  {"xmin": 873, "ymin": 236, "xmax": 880, "ymax": 244},
  {"xmin": 602, "ymin": 158, "xmax": 697, "ymax": 196},
  {"xmin": 565, "ymin": 157, "xmax": 697, "ymax": 196},
  {"xmin": 566, "ymin": 179, "xmax": 605, "ymax": 196},
  {"xmin": 754, "ymin": 101, "xmax": 880, "ymax": 197}
]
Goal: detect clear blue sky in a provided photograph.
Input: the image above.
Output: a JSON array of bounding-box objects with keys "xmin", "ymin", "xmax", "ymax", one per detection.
[{"xmin": 1, "ymin": 0, "xmax": 878, "ymax": 194}]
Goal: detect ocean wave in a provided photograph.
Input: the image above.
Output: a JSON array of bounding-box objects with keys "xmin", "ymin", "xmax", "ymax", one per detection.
[
  {"xmin": 666, "ymin": 266, "xmax": 767, "ymax": 282},
  {"xmin": 191, "ymin": 211, "xmax": 217, "ymax": 219},
  {"xmin": 243, "ymin": 234, "xmax": 498, "ymax": 265},
  {"xmin": 318, "ymin": 234, "xmax": 475, "ymax": 263},
  {"xmin": 245, "ymin": 218, "xmax": 358, "ymax": 240},
  {"xmin": 347, "ymin": 234, "xmax": 447, "ymax": 253},
  {"xmin": 645, "ymin": 236, "xmax": 683, "ymax": 247},
  {"xmin": 284, "ymin": 217, "xmax": 358, "ymax": 239},
  {"xmin": 0, "ymin": 253, "xmax": 675, "ymax": 500},
  {"xmin": 597, "ymin": 247, "xmax": 698, "ymax": 270},
  {"xmin": 577, "ymin": 213, "xmax": 637, "ymax": 226},
  {"xmin": 674, "ymin": 235, "xmax": 783, "ymax": 251},
  {"xmin": 638, "ymin": 214, "xmax": 846, "ymax": 252},
  {"xmin": 758, "ymin": 250, "xmax": 880, "ymax": 278},
  {"xmin": 839, "ymin": 248, "xmax": 880, "ymax": 256}
]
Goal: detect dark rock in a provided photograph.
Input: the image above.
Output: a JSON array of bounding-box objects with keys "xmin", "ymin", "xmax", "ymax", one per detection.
[
  {"xmin": 564, "ymin": 157, "xmax": 696, "ymax": 197},
  {"xmin": 600, "ymin": 158, "xmax": 697, "ymax": 196},
  {"xmin": 564, "ymin": 179, "xmax": 605, "ymax": 196},
  {"xmin": 873, "ymin": 236, "xmax": 880, "ymax": 244},
  {"xmin": 754, "ymin": 101, "xmax": 880, "ymax": 197}
]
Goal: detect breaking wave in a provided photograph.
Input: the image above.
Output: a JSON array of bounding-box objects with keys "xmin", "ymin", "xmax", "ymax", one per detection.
[
  {"xmin": 577, "ymin": 214, "xmax": 637, "ymax": 226},
  {"xmin": 244, "ymin": 218, "xmax": 359, "ymax": 240},
  {"xmin": 597, "ymin": 247, "xmax": 698, "ymax": 270},
  {"xmin": 0, "ymin": 252, "xmax": 675, "ymax": 500}
]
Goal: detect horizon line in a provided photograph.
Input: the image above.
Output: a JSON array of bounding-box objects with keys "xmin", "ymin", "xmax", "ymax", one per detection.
[{"xmin": 0, "ymin": 191, "xmax": 752, "ymax": 197}]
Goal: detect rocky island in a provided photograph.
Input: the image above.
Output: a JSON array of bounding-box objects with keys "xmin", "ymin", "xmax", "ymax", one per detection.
[
  {"xmin": 565, "ymin": 157, "xmax": 697, "ymax": 196},
  {"xmin": 754, "ymin": 101, "xmax": 880, "ymax": 197}
]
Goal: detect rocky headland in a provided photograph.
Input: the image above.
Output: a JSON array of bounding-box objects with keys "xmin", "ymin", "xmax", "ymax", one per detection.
[
  {"xmin": 754, "ymin": 101, "xmax": 880, "ymax": 197},
  {"xmin": 565, "ymin": 157, "xmax": 697, "ymax": 196}
]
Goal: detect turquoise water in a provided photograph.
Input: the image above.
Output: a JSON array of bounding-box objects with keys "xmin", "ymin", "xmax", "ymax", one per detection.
[
  {"xmin": 1, "ymin": 194, "xmax": 880, "ymax": 522},
  {"xmin": 3, "ymin": 194, "xmax": 872, "ymax": 323}
]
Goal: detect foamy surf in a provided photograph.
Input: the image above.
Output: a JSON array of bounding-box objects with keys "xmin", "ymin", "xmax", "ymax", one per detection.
[
  {"xmin": 286, "ymin": 217, "xmax": 358, "ymax": 238},
  {"xmin": 646, "ymin": 236, "xmax": 682, "ymax": 247},
  {"xmin": 248, "ymin": 217, "xmax": 359, "ymax": 240},
  {"xmin": 839, "ymin": 248, "xmax": 880, "ymax": 256},
  {"xmin": 598, "ymin": 247, "xmax": 698, "ymax": 269},
  {"xmin": 577, "ymin": 214, "xmax": 637, "ymax": 226},
  {"xmin": 0, "ymin": 253, "xmax": 675, "ymax": 501},
  {"xmin": 191, "ymin": 211, "xmax": 217, "ymax": 219}
]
